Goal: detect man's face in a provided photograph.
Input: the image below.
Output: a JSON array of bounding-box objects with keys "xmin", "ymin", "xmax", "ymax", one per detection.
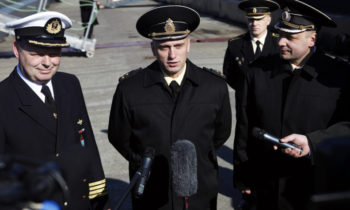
[
  {"xmin": 152, "ymin": 38, "xmax": 190, "ymax": 78},
  {"xmin": 13, "ymin": 41, "xmax": 61, "ymax": 85},
  {"xmin": 247, "ymin": 15, "xmax": 271, "ymax": 38},
  {"xmin": 278, "ymin": 31, "xmax": 316, "ymax": 65}
]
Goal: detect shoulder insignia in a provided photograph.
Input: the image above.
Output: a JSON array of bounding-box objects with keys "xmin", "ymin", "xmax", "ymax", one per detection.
[
  {"xmin": 229, "ymin": 33, "xmax": 245, "ymax": 42},
  {"xmin": 272, "ymin": 32, "xmax": 279, "ymax": 37},
  {"xmin": 324, "ymin": 53, "xmax": 350, "ymax": 67},
  {"xmin": 203, "ymin": 67, "xmax": 226, "ymax": 79},
  {"xmin": 119, "ymin": 68, "xmax": 142, "ymax": 82}
]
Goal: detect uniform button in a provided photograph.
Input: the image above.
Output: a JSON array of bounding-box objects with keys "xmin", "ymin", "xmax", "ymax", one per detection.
[
  {"xmin": 56, "ymin": 153, "xmax": 59, "ymax": 157},
  {"xmin": 82, "ymin": 179, "xmax": 87, "ymax": 182},
  {"xmin": 82, "ymin": 195, "xmax": 86, "ymax": 199},
  {"xmin": 64, "ymin": 202, "xmax": 68, "ymax": 206}
]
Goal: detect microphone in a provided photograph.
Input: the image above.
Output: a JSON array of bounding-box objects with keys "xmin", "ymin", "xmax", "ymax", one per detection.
[
  {"xmin": 170, "ymin": 140, "xmax": 198, "ymax": 197},
  {"xmin": 252, "ymin": 127, "xmax": 303, "ymax": 154},
  {"xmin": 134, "ymin": 147, "xmax": 155, "ymax": 198}
]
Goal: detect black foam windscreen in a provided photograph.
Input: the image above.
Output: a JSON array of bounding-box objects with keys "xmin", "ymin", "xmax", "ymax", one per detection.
[{"xmin": 170, "ymin": 139, "xmax": 198, "ymax": 197}]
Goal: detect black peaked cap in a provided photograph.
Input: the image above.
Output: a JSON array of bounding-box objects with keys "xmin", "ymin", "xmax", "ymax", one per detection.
[
  {"xmin": 136, "ymin": 5, "xmax": 200, "ymax": 40},
  {"xmin": 239, "ymin": 0, "xmax": 280, "ymax": 12},
  {"xmin": 275, "ymin": 0, "xmax": 336, "ymax": 33}
]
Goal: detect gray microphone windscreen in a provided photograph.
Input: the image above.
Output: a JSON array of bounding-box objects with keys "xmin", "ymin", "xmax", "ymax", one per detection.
[{"xmin": 170, "ymin": 139, "xmax": 198, "ymax": 197}]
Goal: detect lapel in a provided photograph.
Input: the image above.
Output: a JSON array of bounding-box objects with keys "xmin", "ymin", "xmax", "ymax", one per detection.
[
  {"xmin": 241, "ymin": 33, "xmax": 255, "ymax": 63},
  {"xmin": 143, "ymin": 61, "xmax": 175, "ymax": 96},
  {"xmin": 51, "ymin": 73, "xmax": 71, "ymax": 144},
  {"xmin": 261, "ymin": 31, "xmax": 272, "ymax": 57},
  {"xmin": 143, "ymin": 61, "xmax": 166, "ymax": 87},
  {"xmin": 10, "ymin": 69, "xmax": 57, "ymax": 135},
  {"xmin": 299, "ymin": 49, "xmax": 318, "ymax": 79}
]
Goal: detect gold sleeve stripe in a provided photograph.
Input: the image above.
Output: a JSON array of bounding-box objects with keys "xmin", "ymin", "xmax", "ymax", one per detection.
[
  {"xmin": 89, "ymin": 188, "xmax": 107, "ymax": 197},
  {"xmin": 89, "ymin": 188, "xmax": 106, "ymax": 195},
  {"xmin": 89, "ymin": 191, "xmax": 108, "ymax": 199},
  {"xmin": 89, "ymin": 179, "xmax": 106, "ymax": 187},
  {"xmin": 89, "ymin": 183, "xmax": 106, "ymax": 191}
]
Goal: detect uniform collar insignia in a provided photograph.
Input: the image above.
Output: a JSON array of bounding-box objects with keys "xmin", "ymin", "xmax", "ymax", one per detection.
[{"xmin": 77, "ymin": 119, "xmax": 83, "ymax": 125}]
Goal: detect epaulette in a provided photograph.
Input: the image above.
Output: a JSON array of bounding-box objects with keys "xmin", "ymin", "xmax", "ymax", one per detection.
[
  {"xmin": 203, "ymin": 67, "xmax": 226, "ymax": 79},
  {"xmin": 272, "ymin": 32, "xmax": 279, "ymax": 37},
  {"xmin": 323, "ymin": 53, "xmax": 350, "ymax": 67},
  {"xmin": 229, "ymin": 33, "xmax": 245, "ymax": 42},
  {"xmin": 119, "ymin": 68, "xmax": 142, "ymax": 82}
]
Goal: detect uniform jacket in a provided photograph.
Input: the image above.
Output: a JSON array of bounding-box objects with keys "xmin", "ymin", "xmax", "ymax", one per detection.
[
  {"xmin": 0, "ymin": 69, "xmax": 107, "ymax": 210},
  {"xmin": 234, "ymin": 49, "xmax": 350, "ymax": 209},
  {"xmin": 223, "ymin": 30, "xmax": 279, "ymax": 90},
  {"xmin": 108, "ymin": 60, "xmax": 232, "ymax": 210}
]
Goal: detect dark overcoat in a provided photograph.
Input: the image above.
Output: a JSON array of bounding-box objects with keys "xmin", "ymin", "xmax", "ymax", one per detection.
[
  {"xmin": 0, "ymin": 69, "xmax": 107, "ymax": 210},
  {"xmin": 234, "ymin": 50, "xmax": 350, "ymax": 209},
  {"xmin": 79, "ymin": 0, "xmax": 98, "ymax": 26},
  {"xmin": 108, "ymin": 60, "xmax": 232, "ymax": 210},
  {"xmin": 223, "ymin": 31, "xmax": 280, "ymax": 90}
]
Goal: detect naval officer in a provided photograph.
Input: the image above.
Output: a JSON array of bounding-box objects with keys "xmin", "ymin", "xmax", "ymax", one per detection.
[{"xmin": 1, "ymin": 11, "xmax": 108, "ymax": 209}]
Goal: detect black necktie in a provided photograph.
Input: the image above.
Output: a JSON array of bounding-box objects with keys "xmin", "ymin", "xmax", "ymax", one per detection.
[
  {"xmin": 255, "ymin": 40, "xmax": 262, "ymax": 59},
  {"xmin": 169, "ymin": 81, "xmax": 180, "ymax": 100},
  {"xmin": 41, "ymin": 85, "xmax": 57, "ymax": 115},
  {"xmin": 292, "ymin": 68, "xmax": 302, "ymax": 76}
]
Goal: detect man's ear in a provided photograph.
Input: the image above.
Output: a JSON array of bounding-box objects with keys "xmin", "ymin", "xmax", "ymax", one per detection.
[
  {"xmin": 186, "ymin": 38, "xmax": 190, "ymax": 53},
  {"xmin": 266, "ymin": 15, "xmax": 272, "ymax": 25},
  {"xmin": 12, "ymin": 41, "xmax": 20, "ymax": 59},
  {"xmin": 151, "ymin": 41, "xmax": 157, "ymax": 56},
  {"xmin": 309, "ymin": 31, "xmax": 317, "ymax": 48}
]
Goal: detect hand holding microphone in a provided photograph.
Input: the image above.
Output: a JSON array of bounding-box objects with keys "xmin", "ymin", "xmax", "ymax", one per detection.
[
  {"xmin": 252, "ymin": 127, "xmax": 303, "ymax": 155},
  {"xmin": 279, "ymin": 134, "xmax": 310, "ymax": 157}
]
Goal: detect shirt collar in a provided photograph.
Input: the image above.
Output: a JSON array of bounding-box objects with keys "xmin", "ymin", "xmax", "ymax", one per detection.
[
  {"xmin": 16, "ymin": 64, "xmax": 54, "ymax": 102},
  {"xmin": 163, "ymin": 63, "xmax": 187, "ymax": 86},
  {"xmin": 251, "ymin": 30, "xmax": 268, "ymax": 46},
  {"xmin": 289, "ymin": 46, "xmax": 316, "ymax": 72},
  {"xmin": 290, "ymin": 63, "xmax": 302, "ymax": 71}
]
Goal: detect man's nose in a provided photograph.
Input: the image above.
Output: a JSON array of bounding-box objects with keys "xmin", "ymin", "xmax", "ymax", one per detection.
[
  {"xmin": 42, "ymin": 55, "xmax": 51, "ymax": 67},
  {"xmin": 168, "ymin": 47, "xmax": 176, "ymax": 59}
]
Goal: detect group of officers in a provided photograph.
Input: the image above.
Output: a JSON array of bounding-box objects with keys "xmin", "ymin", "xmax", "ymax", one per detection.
[{"xmin": 0, "ymin": 0, "xmax": 349, "ymax": 210}]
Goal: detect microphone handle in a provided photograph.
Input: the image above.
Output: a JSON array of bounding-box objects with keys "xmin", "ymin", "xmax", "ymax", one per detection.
[
  {"xmin": 263, "ymin": 133, "xmax": 303, "ymax": 153},
  {"xmin": 115, "ymin": 171, "xmax": 141, "ymax": 210},
  {"xmin": 134, "ymin": 156, "xmax": 152, "ymax": 197}
]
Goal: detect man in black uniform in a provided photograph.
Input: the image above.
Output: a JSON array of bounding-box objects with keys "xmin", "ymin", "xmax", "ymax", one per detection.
[
  {"xmin": 108, "ymin": 5, "xmax": 232, "ymax": 210},
  {"xmin": 79, "ymin": 0, "xmax": 99, "ymax": 38},
  {"xmin": 1, "ymin": 11, "xmax": 108, "ymax": 209},
  {"xmin": 223, "ymin": 0, "xmax": 280, "ymax": 91},
  {"xmin": 234, "ymin": 0, "xmax": 350, "ymax": 209}
]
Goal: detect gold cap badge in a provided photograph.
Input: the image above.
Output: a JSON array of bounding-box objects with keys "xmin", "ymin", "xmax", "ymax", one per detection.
[
  {"xmin": 282, "ymin": 10, "xmax": 291, "ymax": 22},
  {"xmin": 164, "ymin": 18, "xmax": 176, "ymax": 33},
  {"xmin": 253, "ymin": 8, "xmax": 257, "ymax": 14},
  {"xmin": 45, "ymin": 18, "xmax": 62, "ymax": 35}
]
